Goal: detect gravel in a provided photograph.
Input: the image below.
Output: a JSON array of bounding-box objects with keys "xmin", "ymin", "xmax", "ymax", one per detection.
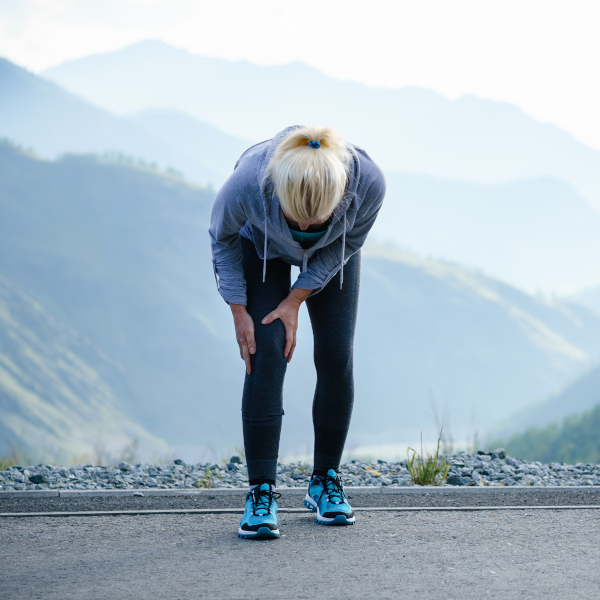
[{"xmin": 2, "ymin": 449, "xmax": 600, "ymax": 491}]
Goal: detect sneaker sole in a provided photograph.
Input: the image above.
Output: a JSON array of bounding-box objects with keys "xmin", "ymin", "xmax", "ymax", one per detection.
[
  {"xmin": 316, "ymin": 513, "xmax": 355, "ymax": 526},
  {"xmin": 237, "ymin": 526, "xmax": 280, "ymax": 539},
  {"xmin": 303, "ymin": 494, "xmax": 317, "ymax": 512},
  {"xmin": 305, "ymin": 494, "xmax": 355, "ymax": 525}
]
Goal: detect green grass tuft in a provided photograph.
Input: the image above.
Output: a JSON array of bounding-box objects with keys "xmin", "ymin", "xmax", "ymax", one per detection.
[
  {"xmin": 407, "ymin": 431, "xmax": 450, "ymax": 486},
  {"xmin": 197, "ymin": 468, "xmax": 214, "ymax": 489},
  {"xmin": 297, "ymin": 461, "xmax": 311, "ymax": 475},
  {"xmin": 0, "ymin": 444, "xmax": 33, "ymax": 470}
]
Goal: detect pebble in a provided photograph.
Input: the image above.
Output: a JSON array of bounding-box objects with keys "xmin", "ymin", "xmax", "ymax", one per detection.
[{"xmin": 1, "ymin": 450, "xmax": 599, "ymax": 491}]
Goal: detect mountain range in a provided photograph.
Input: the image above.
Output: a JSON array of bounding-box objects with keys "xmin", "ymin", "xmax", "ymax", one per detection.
[
  {"xmin": 2, "ymin": 53, "xmax": 600, "ymax": 294},
  {"xmin": 0, "ymin": 57, "xmax": 247, "ymax": 187},
  {"xmin": 42, "ymin": 40, "xmax": 600, "ymax": 211},
  {"xmin": 1, "ymin": 140, "xmax": 600, "ymax": 460}
]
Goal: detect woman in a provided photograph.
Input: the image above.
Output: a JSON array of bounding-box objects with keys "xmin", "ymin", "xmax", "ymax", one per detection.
[{"xmin": 209, "ymin": 125, "xmax": 386, "ymax": 539}]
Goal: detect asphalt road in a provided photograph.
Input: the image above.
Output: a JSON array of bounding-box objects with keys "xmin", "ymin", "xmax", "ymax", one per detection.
[
  {"xmin": 2, "ymin": 488, "xmax": 600, "ymax": 513},
  {"xmin": 1, "ymin": 509, "xmax": 599, "ymax": 599}
]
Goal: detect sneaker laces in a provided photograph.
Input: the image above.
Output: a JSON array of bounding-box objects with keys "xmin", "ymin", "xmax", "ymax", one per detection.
[
  {"xmin": 250, "ymin": 485, "xmax": 281, "ymax": 516},
  {"xmin": 317, "ymin": 473, "xmax": 346, "ymax": 505}
]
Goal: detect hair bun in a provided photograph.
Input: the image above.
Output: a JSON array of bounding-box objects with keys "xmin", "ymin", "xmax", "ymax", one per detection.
[{"xmin": 266, "ymin": 126, "xmax": 351, "ymax": 223}]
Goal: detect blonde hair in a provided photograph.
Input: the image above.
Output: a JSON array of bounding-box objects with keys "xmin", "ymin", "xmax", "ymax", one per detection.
[{"xmin": 266, "ymin": 126, "xmax": 351, "ymax": 223}]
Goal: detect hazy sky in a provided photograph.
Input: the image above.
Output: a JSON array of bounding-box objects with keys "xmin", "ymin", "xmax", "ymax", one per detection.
[{"xmin": 2, "ymin": 0, "xmax": 600, "ymax": 149}]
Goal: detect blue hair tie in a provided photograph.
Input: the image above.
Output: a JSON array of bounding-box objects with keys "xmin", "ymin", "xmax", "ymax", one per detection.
[{"xmin": 308, "ymin": 140, "xmax": 321, "ymax": 148}]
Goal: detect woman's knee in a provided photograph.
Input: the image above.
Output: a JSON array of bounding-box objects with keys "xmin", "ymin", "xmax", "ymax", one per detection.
[
  {"xmin": 314, "ymin": 349, "xmax": 353, "ymax": 380},
  {"xmin": 253, "ymin": 319, "xmax": 287, "ymax": 361}
]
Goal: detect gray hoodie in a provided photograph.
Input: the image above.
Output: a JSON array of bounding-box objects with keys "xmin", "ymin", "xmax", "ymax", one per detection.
[{"xmin": 209, "ymin": 126, "xmax": 386, "ymax": 305}]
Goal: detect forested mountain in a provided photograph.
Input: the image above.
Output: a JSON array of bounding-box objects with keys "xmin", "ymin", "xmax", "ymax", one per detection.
[
  {"xmin": 0, "ymin": 274, "xmax": 168, "ymax": 461},
  {"xmin": 1, "ymin": 141, "xmax": 599, "ymax": 459},
  {"xmin": 498, "ymin": 403, "xmax": 600, "ymax": 464},
  {"xmin": 491, "ymin": 363, "xmax": 600, "ymax": 440},
  {"xmin": 43, "ymin": 40, "xmax": 600, "ymax": 210}
]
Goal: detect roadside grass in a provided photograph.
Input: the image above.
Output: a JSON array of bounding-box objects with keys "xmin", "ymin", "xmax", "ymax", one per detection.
[
  {"xmin": 197, "ymin": 467, "xmax": 214, "ymax": 488},
  {"xmin": 219, "ymin": 445, "xmax": 246, "ymax": 466},
  {"xmin": 297, "ymin": 461, "xmax": 311, "ymax": 475},
  {"xmin": 407, "ymin": 432, "xmax": 449, "ymax": 486},
  {"xmin": 0, "ymin": 444, "xmax": 33, "ymax": 470},
  {"xmin": 0, "ymin": 457, "xmax": 18, "ymax": 470}
]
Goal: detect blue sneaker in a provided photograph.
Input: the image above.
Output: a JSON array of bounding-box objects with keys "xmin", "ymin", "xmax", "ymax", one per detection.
[
  {"xmin": 238, "ymin": 483, "xmax": 281, "ymax": 539},
  {"xmin": 303, "ymin": 469, "xmax": 355, "ymax": 525}
]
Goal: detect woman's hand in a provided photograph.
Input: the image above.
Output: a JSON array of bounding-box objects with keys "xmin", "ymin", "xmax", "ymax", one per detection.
[
  {"xmin": 230, "ymin": 304, "xmax": 256, "ymax": 374},
  {"xmin": 262, "ymin": 288, "xmax": 312, "ymax": 362}
]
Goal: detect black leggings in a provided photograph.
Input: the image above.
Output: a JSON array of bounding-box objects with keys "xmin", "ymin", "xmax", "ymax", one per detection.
[{"xmin": 240, "ymin": 236, "xmax": 360, "ymax": 483}]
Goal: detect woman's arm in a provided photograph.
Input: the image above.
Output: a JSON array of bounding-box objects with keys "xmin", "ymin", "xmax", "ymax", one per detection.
[
  {"xmin": 209, "ymin": 166, "xmax": 257, "ymax": 372},
  {"xmin": 209, "ymin": 169, "xmax": 252, "ymax": 306}
]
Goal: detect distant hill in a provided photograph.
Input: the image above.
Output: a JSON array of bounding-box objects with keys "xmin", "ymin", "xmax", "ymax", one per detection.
[
  {"xmin": 126, "ymin": 109, "xmax": 251, "ymax": 180},
  {"xmin": 42, "ymin": 40, "xmax": 600, "ymax": 210},
  {"xmin": 571, "ymin": 284, "xmax": 600, "ymax": 317},
  {"xmin": 357, "ymin": 244, "xmax": 600, "ymax": 445},
  {"xmin": 497, "ymin": 402, "xmax": 600, "ymax": 464},
  {"xmin": 376, "ymin": 174, "xmax": 600, "ymax": 294},
  {"xmin": 0, "ymin": 57, "xmax": 240, "ymax": 187},
  {"xmin": 490, "ymin": 363, "xmax": 600, "ymax": 440},
  {"xmin": 2, "ymin": 141, "xmax": 600, "ymax": 459},
  {"xmin": 0, "ymin": 274, "xmax": 168, "ymax": 461}
]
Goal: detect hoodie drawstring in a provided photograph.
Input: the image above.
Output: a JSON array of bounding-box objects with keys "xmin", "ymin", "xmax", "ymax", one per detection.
[
  {"xmin": 340, "ymin": 214, "xmax": 346, "ymax": 289},
  {"xmin": 261, "ymin": 205, "xmax": 346, "ymax": 289},
  {"xmin": 263, "ymin": 214, "xmax": 268, "ymax": 282}
]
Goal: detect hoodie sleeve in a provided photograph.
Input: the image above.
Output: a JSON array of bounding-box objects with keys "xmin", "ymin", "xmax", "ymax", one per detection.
[
  {"xmin": 209, "ymin": 170, "xmax": 251, "ymax": 306},
  {"xmin": 291, "ymin": 171, "xmax": 386, "ymax": 294}
]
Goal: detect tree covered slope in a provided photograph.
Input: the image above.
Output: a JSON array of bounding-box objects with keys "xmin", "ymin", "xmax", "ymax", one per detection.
[
  {"xmin": 0, "ymin": 274, "xmax": 168, "ymax": 461},
  {"xmin": 491, "ymin": 363, "xmax": 600, "ymax": 441},
  {"xmin": 499, "ymin": 401, "xmax": 600, "ymax": 464}
]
